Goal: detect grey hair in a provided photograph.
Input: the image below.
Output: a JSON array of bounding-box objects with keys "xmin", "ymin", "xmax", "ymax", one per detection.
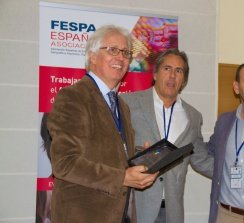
[
  {"xmin": 153, "ymin": 48, "xmax": 190, "ymax": 92},
  {"xmin": 85, "ymin": 25, "xmax": 132, "ymax": 71}
]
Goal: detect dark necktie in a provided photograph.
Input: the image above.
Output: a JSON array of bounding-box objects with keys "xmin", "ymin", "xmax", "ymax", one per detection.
[{"xmin": 107, "ymin": 91, "xmax": 118, "ymax": 119}]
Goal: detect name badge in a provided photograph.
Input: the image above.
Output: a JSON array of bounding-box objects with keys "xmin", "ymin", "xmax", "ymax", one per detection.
[{"xmin": 230, "ymin": 166, "xmax": 242, "ymax": 189}]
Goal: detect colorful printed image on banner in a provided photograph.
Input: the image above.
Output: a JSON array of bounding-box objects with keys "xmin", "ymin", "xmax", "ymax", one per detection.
[
  {"xmin": 129, "ymin": 16, "xmax": 178, "ymax": 73},
  {"xmin": 121, "ymin": 16, "xmax": 178, "ymax": 93}
]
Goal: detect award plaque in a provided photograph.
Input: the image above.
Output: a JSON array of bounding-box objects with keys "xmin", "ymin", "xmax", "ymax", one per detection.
[{"xmin": 128, "ymin": 139, "xmax": 194, "ymax": 174}]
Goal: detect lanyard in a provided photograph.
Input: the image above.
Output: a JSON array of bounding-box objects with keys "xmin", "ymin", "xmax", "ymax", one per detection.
[
  {"xmin": 86, "ymin": 73, "xmax": 122, "ymax": 133},
  {"xmin": 234, "ymin": 119, "xmax": 244, "ymax": 166},
  {"xmin": 163, "ymin": 101, "xmax": 176, "ymax": 140},
  {"xmin": 86, "ymin": 74, "xmax": 128, "ymax": 157}
]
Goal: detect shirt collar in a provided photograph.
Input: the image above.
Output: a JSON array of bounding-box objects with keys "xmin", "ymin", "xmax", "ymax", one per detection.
[
  {"xmin": 236, "ymin": 103, "xmax": 244, "ymax": 121},
  {"xmin": 88, "ymin": 71, "xmax": 116, "ymax": 96},
  {"xmin": 153, "ymin": 87, "xmax": 183, "ymax": 109}
]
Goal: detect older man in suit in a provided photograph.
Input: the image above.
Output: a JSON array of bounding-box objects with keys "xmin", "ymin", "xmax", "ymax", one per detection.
[
  {"xmin": 121, "ymin": 48, "xmax": 213, "ymax": 223},
  {"xmin": 208, "ymin": 63, "xmax": 244, "ymax": 223},
  {"xmin": 47, "ymin": 25, "xmax": 158, "ymax": 223}
]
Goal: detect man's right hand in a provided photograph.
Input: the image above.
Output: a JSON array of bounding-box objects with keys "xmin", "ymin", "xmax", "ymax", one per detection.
[{"xmin": 123, "ymin": 165, "xmax": 158, "ymax": 189}]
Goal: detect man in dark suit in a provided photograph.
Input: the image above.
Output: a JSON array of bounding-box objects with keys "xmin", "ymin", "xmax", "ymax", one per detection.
[
  {"xmin": 208, "ymin": 63, "xmax": 244, "ymax": 223},
  {"xmin": 47, "ymin": 25, "xmax": 158, "ymax": 223},
  {"xmin": 122, "ymin": 49, "xmax": 213, "ymax": 223}
]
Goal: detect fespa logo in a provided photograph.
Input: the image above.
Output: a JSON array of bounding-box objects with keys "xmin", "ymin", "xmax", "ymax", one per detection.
[
  {"xmin": 50, "ymin": 20, "xmax": 96, "ymax": 50},
  {"xmin": 51, "ymin": 20, "xmax": 96, "ymax": 32}
]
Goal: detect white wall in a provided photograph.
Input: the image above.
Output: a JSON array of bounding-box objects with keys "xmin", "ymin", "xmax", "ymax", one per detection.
[
  {"xmin": 0, "ymin": 0, "xmax": 217, "ymax": 222},
  {"xmin": 218, "ymin": 0, "xmax": 244, "ymax": 64}
]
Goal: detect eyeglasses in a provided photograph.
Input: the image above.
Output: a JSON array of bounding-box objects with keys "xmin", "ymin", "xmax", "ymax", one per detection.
[
  {"xmin": 161, "ymin": 65, "xmax": 184, "ymax": 75},
  {"xmin": 99, "ymin": 46, "xmax": 132, "ymax": 59}
]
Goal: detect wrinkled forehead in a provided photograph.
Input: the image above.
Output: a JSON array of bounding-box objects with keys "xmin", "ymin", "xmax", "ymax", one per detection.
[
  {"xmin": 101, "ymin": 32, "xmax": 129, "ymax": 48},
  {"xmin": 162, "ymin": 54, "xmax": 185, "ymax": 67}
]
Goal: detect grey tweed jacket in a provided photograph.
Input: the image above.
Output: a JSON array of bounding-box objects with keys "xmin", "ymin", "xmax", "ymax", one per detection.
[{"xmin": 121, "ymin": 88, "xmax": 213, "ymax": 223}]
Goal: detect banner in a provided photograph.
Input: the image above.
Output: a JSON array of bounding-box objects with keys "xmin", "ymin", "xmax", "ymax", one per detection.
[{"xmin": 37, "ymin": 2, "xmax": 178, "ymax": 222}]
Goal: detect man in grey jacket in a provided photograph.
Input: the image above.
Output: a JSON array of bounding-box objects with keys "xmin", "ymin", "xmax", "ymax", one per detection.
[{"xmin": 121, "ymin": 48, "xmax": 213, "ymax": 223}]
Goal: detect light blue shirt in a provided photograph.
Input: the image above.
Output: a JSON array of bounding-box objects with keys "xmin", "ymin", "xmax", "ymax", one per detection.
[{"xmin": 88, "ymin": 72, "xmax": 116, "ymax": 109}]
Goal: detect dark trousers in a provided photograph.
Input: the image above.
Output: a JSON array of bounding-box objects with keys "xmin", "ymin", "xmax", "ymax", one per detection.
[
  {"xmin": 123, "ymin": 216, "xmax": 130, "ymax": 223},
  {"xmin": 154, "ymin": 200, "xmax": 166, "ymax": 223}
]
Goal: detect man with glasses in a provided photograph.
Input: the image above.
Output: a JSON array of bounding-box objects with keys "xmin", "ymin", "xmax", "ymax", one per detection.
[
  {"xmin": 121, "ymin": 48, "xmax": 213, "ymax": 223},
  {"xmin": 47, "ymin": 25, "xmax": 158, "ymax": 223}
]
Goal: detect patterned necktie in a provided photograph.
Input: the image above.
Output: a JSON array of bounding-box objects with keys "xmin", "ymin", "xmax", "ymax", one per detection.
[{"xmin": 107, "ymin": 91, "xmax": 118, "ymax": 119}]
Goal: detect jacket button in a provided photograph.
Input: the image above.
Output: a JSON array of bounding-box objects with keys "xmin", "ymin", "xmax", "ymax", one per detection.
[
  {"xmin": 123, "ymin": 191, "xmax": 127, "ymax": 196},
  {"xmin": 159, "ymin": 177, "xmax": 163, "ymax": 181}
]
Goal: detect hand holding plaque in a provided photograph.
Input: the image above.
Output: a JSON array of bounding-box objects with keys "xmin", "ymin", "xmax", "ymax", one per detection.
[{"xmin": 128, "ymin": 139, "xmax": 194, "ymax": 174}]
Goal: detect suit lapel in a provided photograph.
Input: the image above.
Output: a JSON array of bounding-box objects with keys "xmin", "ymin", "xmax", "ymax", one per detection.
[
  {"xmin": 138, "ymin": 88, "xmax": 161, "ymax": 140},
  {"xmin": 84, "ymin": 76, "xmax": 120, "ymax": 128},
  {"xmin": 219, "ymin": 112, "xmax": 236, "ymax": 163},
  {"xmin": 83, "ymin": 76, "xmax": 131, "ymax": 164}
]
